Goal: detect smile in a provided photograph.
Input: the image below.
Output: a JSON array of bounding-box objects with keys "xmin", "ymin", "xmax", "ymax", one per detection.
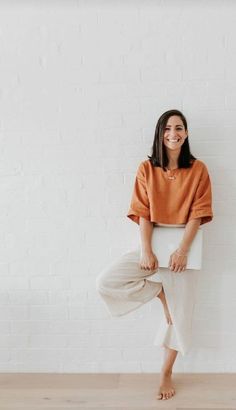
[{"xmin": 167, "ymin": 139, "xmax": 180, "ymax": 143}]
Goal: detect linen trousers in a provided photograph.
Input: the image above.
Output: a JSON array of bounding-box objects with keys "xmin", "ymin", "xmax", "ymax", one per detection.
[{"xmin": 96, "ymin": 247, "xmax": 199, "ymax": 356}]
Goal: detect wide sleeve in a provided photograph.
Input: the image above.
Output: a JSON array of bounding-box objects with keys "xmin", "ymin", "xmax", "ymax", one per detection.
[
  {"xmin": 188, "ymin": 163, "xmax": 213, "ymax": 225},
  {"xmin": 127, "ymin": 162, "xmax": 150, "ymax": 225}
]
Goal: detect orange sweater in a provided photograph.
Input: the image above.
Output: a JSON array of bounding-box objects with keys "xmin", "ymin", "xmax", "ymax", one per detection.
[{"xmin": 127, "ymin": 159, "xmax": 213, "ymax": 226}]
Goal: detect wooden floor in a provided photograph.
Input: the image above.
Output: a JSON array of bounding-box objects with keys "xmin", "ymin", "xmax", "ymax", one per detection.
[{"xmin": 0, "ymin": 373, "xmax": 235, "ymax": 409}]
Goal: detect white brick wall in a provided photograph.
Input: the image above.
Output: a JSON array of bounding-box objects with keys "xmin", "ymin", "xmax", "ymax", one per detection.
[{"xmin": 0, "ymin": 0, "xmax": 235, "ymax": 373}]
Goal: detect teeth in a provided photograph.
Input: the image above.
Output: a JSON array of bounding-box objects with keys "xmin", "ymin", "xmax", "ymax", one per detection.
[{"xmin": 168, "ymin": 139, "xmax": 180, "ymax": 142}]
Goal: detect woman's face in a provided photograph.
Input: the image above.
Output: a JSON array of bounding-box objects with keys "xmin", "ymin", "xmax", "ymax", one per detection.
[{"xmin": 163, "ymin": 115, "xmax": 188, "ymax": 152}]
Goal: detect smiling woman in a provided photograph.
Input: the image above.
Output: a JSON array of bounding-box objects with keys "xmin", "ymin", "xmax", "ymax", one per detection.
[
  {"xmin": 96, "ymin": 109, "xmax": 213, "ymax": 401},
  {"xmin": 149, "ymin": 109, "xmax": 196, "ymax": 172}
]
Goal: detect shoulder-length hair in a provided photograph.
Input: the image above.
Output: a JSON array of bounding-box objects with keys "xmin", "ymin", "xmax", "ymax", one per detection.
[{"xmin": 148, "ymin": 109, "xmax": 196, "ymax": 169}]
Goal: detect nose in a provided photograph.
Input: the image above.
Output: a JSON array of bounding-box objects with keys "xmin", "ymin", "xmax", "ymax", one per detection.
[{"xmin": 169, "ymin": 130, "xmax": 178, "ymax": 138}]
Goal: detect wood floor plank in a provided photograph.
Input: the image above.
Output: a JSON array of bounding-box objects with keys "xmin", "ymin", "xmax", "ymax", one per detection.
[
  {"xmin": 0, "ymin": 373, "xmax": 119, "ymax": 389},
  {"xmin": 0, "ymin": 373, "xmax": 235, "ymax": 409}
]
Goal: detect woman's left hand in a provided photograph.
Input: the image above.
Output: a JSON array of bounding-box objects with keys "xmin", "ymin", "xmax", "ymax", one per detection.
[{"xmin": 169, "ymin": 249, "xmax": 187, "ymax": 272}]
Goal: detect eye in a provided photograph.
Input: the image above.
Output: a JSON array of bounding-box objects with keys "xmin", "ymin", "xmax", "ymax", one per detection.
[{"xmin": 165, "ymin": 127, "xmax": 183, "ymax": 130}]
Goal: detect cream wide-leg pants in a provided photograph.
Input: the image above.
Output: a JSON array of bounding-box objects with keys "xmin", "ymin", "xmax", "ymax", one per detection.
[{"xmin": 96, "ymin": 246, "xmax": 199, "ymax": 356}]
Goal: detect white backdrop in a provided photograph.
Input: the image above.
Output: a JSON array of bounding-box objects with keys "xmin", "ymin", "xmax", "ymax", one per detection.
[{"xmin": 0, "ymin": 0, "xmax": 235, "ymax": 373}]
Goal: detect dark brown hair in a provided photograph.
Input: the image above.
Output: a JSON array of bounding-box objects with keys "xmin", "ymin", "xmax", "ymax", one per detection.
[{"xmin": 148, "ymin": 109, "xmax": 196, "ymax": 169}]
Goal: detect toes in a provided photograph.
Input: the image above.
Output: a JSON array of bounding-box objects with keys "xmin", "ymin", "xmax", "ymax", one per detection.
[
  {"xmin": 157, "ymin": 388, "xmax": 175, "ymax": 400},
  {"xmin": 162, "ymin": 391, "xmax": 167, "ymax": 400},
  {"xmin": 165, "ymin": 390, "xmax": 174, "ymax": 399},
  {"xmin": 158, "ymin": 391, "xmax": 166, "ymax": 400}
]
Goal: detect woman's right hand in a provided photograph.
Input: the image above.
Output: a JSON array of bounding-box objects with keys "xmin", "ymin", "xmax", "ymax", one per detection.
[{"xmin": 139, "ymin": 250, "xmax": 159, "ymax": 272}]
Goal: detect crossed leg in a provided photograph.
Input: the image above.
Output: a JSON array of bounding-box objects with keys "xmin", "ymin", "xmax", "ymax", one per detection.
[{"xmin": 96, "ymin": 250, "xmax": 189, "ymax": 401}]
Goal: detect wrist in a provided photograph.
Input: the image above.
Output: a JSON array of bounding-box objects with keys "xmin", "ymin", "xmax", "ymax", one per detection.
[
  {"xmin": 178, "ymin": 243, "xmax": 190, "ymax": 253},
  {"xmin": 175, "ymin": 246, "xmax": 189, "ymax": 256},
  {"xmin": 141, "ymin": 247, "xmax": 153, "ymax": 255}
]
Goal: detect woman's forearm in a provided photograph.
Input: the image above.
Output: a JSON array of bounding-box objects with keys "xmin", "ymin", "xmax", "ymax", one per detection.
[
  {"xmin": 179, "ymin": 217, "xmax": 201, "ymax": 253},
  {"xmin": 139, "ymin": 217, "xmax": 153, "ymax": 253}
]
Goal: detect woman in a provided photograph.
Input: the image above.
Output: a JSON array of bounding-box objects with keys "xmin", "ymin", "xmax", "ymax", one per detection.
[{"xmin": 96, "ymin": 109, "xmax": 213, "ymax": 400}]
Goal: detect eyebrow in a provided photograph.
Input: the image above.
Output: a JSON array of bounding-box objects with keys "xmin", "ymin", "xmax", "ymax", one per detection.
[{"xmin": 165, "ymin": 124, "xmax": 183, "ymax": 127}]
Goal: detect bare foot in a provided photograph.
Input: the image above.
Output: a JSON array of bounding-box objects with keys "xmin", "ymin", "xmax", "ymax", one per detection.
[
  {"xmin": 156, "ymin": 287, "xmax": 173, "ymax": 325},
  {"xmin": 156, "ymin": 370, "xmax": 175, "ymax": 400}
]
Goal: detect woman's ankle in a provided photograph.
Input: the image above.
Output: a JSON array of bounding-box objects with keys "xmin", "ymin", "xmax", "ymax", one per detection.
[{"xmin": 161, "ymin": 368, "xmax": 172, "ymax": 377}]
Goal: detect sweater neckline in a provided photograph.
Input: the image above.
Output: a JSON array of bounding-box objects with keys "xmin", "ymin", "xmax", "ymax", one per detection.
[{"xmin": 164, "ymin": 167, "xmax": 180, "ymax": 180}]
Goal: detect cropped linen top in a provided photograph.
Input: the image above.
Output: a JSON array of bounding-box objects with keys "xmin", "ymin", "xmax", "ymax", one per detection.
[{"xmin": 127, "ymin": 158, "xmax": 213, "ymax": 226}]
